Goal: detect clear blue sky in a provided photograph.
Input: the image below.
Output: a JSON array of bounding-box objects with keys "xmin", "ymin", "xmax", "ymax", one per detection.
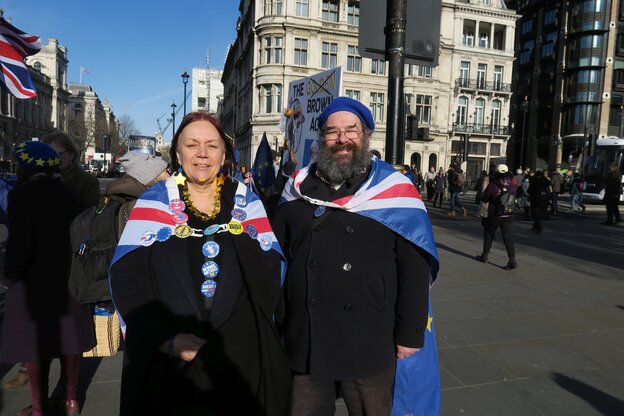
[{"xmin": 4, "ymin": 0, "xmax": 239, "ymax": 141}]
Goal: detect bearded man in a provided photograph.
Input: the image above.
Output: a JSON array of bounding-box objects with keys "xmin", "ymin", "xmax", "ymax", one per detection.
[{"xmin": 273, "ymin": 97, "xmax": 439, "ymax": 415}]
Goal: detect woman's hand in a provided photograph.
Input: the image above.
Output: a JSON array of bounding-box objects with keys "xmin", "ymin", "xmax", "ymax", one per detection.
[
  {"xmin": 396, "ymin": 344, "xmax": 420, "ymax": 360},
  {"xmin": 160, "ymin": 333, "xmax": 208, "ymax": 362}
]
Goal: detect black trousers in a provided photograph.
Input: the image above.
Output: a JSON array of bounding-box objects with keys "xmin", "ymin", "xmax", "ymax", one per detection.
[
  {"xmin": 291, "ymin": 364, "xmax": 395, "ymax": 416},
  {"xmin": 483, "ymin": 216, "xmax": 515, "ymax": 261},
  {"xmin": 433, "ymin": 191, "xmax": 444, "ymax": 208},
  {"xmin": 605, "ymin": 194, "xmax": 621, "ymax": 222},
  {"xmin": 531, "ymin": 205, "xmax": 545, "ymax": 232}
]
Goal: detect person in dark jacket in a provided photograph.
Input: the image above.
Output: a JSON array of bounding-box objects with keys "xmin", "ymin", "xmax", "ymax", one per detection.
[
  {"xmin": 273, "ymin": 97, "xmax": 437, "ymax": 415},
  {"xmin": 603, "ymin": 161, "xmax": 623, "ymax": 224},
  {"xmin": 109, "ymin": 112, "xmax": 291, "ymax": 415},
  {"xmin": 447, "ymin": 164, "xmax": 467, "ymax": 216},
  {"xmin": 549, "ymin": 168, "xmax": 563, "ymax": 214},
  {"xmin": 433, "ymin": 168, "xmax": 447, "ymax": 208},
  {"xmin": 1, "ymin": 142, "xmax": 96, "ymax": 416},
  {"xmin": 528, "ymin": 171, "xmax": 552, "ymax": 233},
  {"xmin": 477, "ymin": 164, "xmax": 517, "ymax": 270}
]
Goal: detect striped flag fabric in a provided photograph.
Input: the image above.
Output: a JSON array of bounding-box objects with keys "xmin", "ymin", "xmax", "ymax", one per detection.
[
  {"xmin": 80, "ymin": 66, "xmax": 90, "ymax": 73},
  {"xmin": 0, "ymin": 17, "xmax": 41, "ymax": 99},
  {"xmin": 280, "ymin": 156, "xmax": 441, "ymax": 413}
]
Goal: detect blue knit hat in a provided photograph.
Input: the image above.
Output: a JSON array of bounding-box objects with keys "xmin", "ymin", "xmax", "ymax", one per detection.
[
  {"xmin": 14, "ymin": 141, "xmax": 61, "ymax": 171},
  {"xmin": 318, "ymin": 96, "xmax": 375, "ymax": 131}
]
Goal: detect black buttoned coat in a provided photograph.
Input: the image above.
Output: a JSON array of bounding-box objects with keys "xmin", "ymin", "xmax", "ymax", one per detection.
[{"xmin": 272, "ymin": 169, "xmax": 430, "ymax": 381}]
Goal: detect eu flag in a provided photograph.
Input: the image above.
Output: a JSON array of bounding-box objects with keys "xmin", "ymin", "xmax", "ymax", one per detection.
[
  {"xmin": 392, "ymin": 299, "xmax": 441, "ymax": 416},
  {"xmin": 252, "ymin": 133, "xmax": 276, "ymax": 193}
]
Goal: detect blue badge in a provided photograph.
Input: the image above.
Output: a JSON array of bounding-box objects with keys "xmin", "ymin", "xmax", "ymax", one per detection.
[
  {"xmin": 231, "ymin": 208, "xmax": 247, "ymax": 221},
  {"xmin": 202, "ymin": 241, "xmax": 220, "ymax": 259},
  {"xmin": 200, "ymin": 279, "xmax": 217, "ymax": 298},
  {"xmin": 234, "ymin": 194, "xmax": 247, "ymax": 207},
  {"xmin": 140, "ymin": 231, "xmax": 157, "ymax": 246},
  {"xmin": 314, "ymin": 205, "xmax": 326, "ymax": 218},
  {"xmin": 245, "ymin": 224, "xmax": 258, "ymax": 240},
  {"xmin": 171, "ymin": 212, "xmax": 189, "ymax": 225},
  {"xmin": 258, "ymin": 235, "xmax": 272, "ymax": 251},
  {"xmin": 204, "ymin": 224, "xmax": 221, "ymax": 236},
  {"xmin": 201, "ymin": 261, "xmax": 220, "ymax": 279},
  {"xmin": 156, "ymin": 227, "xmax": 172, "ymax": 242}
]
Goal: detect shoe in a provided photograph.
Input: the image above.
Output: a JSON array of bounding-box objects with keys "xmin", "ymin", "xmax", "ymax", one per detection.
[
  {"xmin": 503, "ymin": 261, "xmax": 517, "ymax": 270},
  {"xmin": 65, "ymin": 400, "xmax": 80, "ymax": 416},
  {"xmin": 16, "ymin": 405, "xmax": 42, "ymax": 416},
  {"xmin": 447, "ymin": 211, "xmax": 456, "ymax": 216},
  {"xmin": 581, "ymin": 206, "xmax": 586, "ymax": 212},
  {"xmin": 462, "ymin": 207, "xmax": 468, "ymax": 217},
  {"xmin": 476, "ymin": 254, "xmax": 488, "ymax": 263},
  {"xmin": 4, "ymin": 367, "xmax": 28, "ymax": 389}
]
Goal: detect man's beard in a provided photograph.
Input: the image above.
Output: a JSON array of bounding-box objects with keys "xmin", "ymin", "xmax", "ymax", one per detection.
[{"xmin": 316, "ymin": 138, "xmax": 371, "ymax": 186}]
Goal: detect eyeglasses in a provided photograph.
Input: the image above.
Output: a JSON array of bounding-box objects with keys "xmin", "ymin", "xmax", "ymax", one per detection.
[{"xmin": 323, "ymin": 129, "xmax": 362, "ymax": 141}]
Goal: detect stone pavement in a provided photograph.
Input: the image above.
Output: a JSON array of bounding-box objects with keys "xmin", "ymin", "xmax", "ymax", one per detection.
[{"xmin": 1, "ymin": 193, "xmax": 623, "ymax": 415}]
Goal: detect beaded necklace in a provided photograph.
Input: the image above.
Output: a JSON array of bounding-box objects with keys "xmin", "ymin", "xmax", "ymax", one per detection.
[{"xmin": 181, "ymin": 174, "xmax": 225, "ymax": 222}]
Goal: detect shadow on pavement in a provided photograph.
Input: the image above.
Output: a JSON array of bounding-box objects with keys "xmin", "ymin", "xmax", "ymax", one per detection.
[{"xmin": 551, "ymin": 372, "xmax": 624, "ymax": 416}]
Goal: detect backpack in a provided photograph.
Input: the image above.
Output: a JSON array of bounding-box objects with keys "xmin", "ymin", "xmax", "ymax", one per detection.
[
  {"xmin": 496, "ymin": 186, "xmax": 516, "ymax": 216},
  {"xmin": 456, "ymin": 172, "xmax": 466, "ymax": 187},
  {"xmin": 68, "ymin": 194, "xmax": 132, "ymax": 304},
  {"xmin": 577, "ymin": 181, "xmax": 586, "ymax": 192}
]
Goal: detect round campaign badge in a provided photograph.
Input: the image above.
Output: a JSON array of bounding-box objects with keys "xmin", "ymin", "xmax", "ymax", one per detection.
[
  {"xmin": 231, "ymin": 208, "xmax": 247, "ymax": 221},
  {"xmin": 202, "ymin": 241, "xmax": 220, "ymax": 258},
  {"xmin": 169, "ymin": 199, "xmax": 186, "ymax": 213},
  {"xmin": 204, "ymin": 224, "xmax": 221, "ymax": 236},
  {"xmin": 227, "ymin": 220, "xmax": 244, "ymax": 235},
  {"xmin": 140, "ymin": 231, "xmax": 157, "ymax": 246},
  {"xmin": 201, "ymin": 261, "xmax": 220, "ymax": 279},
  {"xmin": 156, "ymin": 227, "xmax": 172, "ymax": 242},
  {"xmin": 171, "ymin": 212, "xmax": 189, "ymax": 225},
  {"xmin": 245, "ymin": 224, "xmax": 258, "ymax": 240},
  {"xmin": 200, "ymin": 279, "xmax": 217, "ymax": 298},
  {"xmin": 314, "ymin": 205, "xmax": 326, "ymax": 218},
  {"xmin": 234, "ymin": 194, "xmax": 247, "ymax": 207},
  {"xmin": 174, "ymin": 224, "xmax": 193, "ymax": 239},
  {"xmin": 258, "ymin": 235, "xmax": 272, "ymax": 251}
]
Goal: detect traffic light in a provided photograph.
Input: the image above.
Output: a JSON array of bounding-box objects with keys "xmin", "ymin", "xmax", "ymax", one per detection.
[{"xmin": 407, "ymin": 115, "xmax": 419, "ymax": 140}]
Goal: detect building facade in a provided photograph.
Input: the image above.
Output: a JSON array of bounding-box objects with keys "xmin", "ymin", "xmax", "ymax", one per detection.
[
  {"xmin": 508, "ymin": 0, "xmax": 624, "ymax": 171},
  {"xmin": 191, "ymin": 67, "xmax": 225, "ymax": 114},
  {"xmin": 221, "ymin": 0, "xmax": 516, "ymax": 183}
]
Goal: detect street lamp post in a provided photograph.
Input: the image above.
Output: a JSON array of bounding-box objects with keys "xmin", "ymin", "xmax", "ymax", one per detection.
[
  {"xmin": 181, "ymin": 68, "xmax": 190, "ymax": 117},
  {"xmin": 171, "ymin": 101, "xmax": 177, "ymax": 141},
  {"xmin": 619, "ymin": 105, "xmax": 624, "ymax": 139},
  {"xmin": 520, "ymin": 96, "xmax": 528, "ymax": 170}
]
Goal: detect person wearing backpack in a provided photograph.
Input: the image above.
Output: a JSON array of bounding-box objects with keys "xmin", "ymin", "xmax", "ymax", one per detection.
[
  {"xmin": 476, "ymin": 164, "xmax": 518, "ymax": 270},
  {"xmin": 569, "ymin": 172, "xmax": 586, "ymax": 212},
  {"xmin": 447, "ymin": 163, "xmax": 468, "ymax": 216}
]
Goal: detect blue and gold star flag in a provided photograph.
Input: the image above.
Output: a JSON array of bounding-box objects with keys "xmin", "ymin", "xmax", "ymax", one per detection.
[{"xmin": 252, "ymin": 133, "xmax": 276, "ymax": 193}]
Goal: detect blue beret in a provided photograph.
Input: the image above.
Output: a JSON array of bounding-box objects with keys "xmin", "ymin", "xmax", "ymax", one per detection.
[
  {"xmin": 318, "ymin": 96, "xmax": 375, "ymax": 131},
  {"xmin": 14, "ymin": 141, "xmax": 61, "ymax": 171}
]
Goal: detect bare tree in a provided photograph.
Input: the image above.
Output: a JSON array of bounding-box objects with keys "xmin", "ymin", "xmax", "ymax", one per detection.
[{"xmin": 117, "ymin": 114, "xmax": 140, "ymax": 151}]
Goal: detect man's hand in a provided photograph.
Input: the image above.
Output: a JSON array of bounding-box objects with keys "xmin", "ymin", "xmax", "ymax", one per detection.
[
  {"xmin": 396, "ymin": 344, "xmax": 420, "ymax": 360},
  {"xmin": 160, "ymin": 333, "xmax": 207, "ymax": 362}
]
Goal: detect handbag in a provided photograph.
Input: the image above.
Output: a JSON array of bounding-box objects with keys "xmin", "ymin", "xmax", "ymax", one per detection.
[{"xmin": 83, "ymin": 305, "xmax": 121, "ymax": 357}]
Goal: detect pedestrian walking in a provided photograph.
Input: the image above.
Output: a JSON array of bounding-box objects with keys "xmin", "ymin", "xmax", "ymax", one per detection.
[
  {"xmin": 549, "ymin": 168, "xmax": 563, "ymax": 214},
  {"xmin": 529, "ymin": 170, "xmax": 552, "ymax": 233},
  {"xmin": 1, "ymin": 142, "xmax": 96, "ymax": 416},
  {"xmin": 447, "ymin": 163, "xmax": 467, "ymax": 216},
  {"xmin": 274, "ymin": 97, "xmax": 440, "ymax": 415},
  {"xmin": 519, "ymin": 172, "xmax": 532, "ymax": 220},
  {"xmin": 425, "ymin": 166, "xmax": 436, "ymax": 201},
  {"xmin": 476, "ymin": 164, "xmax": 517, "ymax": 270},
  {"xmin": 603, "ymin": 161, "xmax": 623, "ymax": 225},
  {"xmin": 433, "ymin": 168, "xmax": 446, "ymax": 208},
  {"xmin": 569, "ymin": 172, "xmax": 586, "ymax": 212}
]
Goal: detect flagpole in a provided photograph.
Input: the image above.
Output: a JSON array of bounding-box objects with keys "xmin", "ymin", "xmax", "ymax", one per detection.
[{"xmin": 79, "ymin": 69, "xmax": 82, "ymax": 85}]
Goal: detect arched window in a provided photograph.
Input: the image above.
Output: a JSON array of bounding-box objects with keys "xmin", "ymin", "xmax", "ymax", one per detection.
[
  {"xmin": 74, "ymin": 104, "xmax": 83, "ymax": 118},
  {"xmin": 492, "ymin": 100, "xmax": 501, "ymax": 128},
  {"xmin": 428, "ymin": 153, "xmax": 437, "ymax": 170},
  {"xmin": 457, "ymin": 96, "xmax": 468, "ymax": 124},
  {"xmin": 410, "ymin": 152, "xmax": 421, "ymax": 171},
  {"xmin": 475, "ymin": 98, "xmax": 485, "ymax": 128}
]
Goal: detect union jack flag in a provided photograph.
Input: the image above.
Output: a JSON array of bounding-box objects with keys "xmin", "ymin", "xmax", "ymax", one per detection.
[{"xmin": 0, "ymin": 17, "xmax": 41, "ymax": 99}]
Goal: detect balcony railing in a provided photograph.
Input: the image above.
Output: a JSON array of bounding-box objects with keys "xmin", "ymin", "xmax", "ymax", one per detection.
[
  {"xmin": 455, "ymin": 78, "xmax": 512, "ymax": 93},
  {"xmin": 453, "ymin": 122, "xmax": 510, "ymax": 135}
]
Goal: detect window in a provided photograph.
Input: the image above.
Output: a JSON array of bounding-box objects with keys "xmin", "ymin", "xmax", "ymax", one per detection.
[
  {"xmin": 415, "ymin": 95, "xmax": 432, "ymax": 124},
  {"xmin": 522, "ymin": 19, "xmax": 533, "ymax": 34},
  {"xmin": 321, "ymin": 42, "xmax": 338, "ymax": 69},
  {"xmin": 33, "ymin": 61, "xmax": 42, "ymax": 71},
  {"xmin": 322, "ymin": 0, "xmax": 339, "ymax": 22},
  {"xmin": 544, "ymin": 9, "xmax": 557, "ymax": 26},
  {"xmin": 74, "ymin": 104, "xmax": 83, "ymax": 118},
  {"xmin": 371, "ymin": 59, "xmax": 386, "ymax": 75},
  {"xmin": 406, "ymin": 64, "xmax": 414, "ymax": 76},
  {"xmin": 260, "ymin": 84, "xmax": 282, "ymax": 113},
  {"xmin": 519, "ymin": 40, "xmax": 534, "ymax": 65},
  {"xmin": 346, "ymin": 89, "xmax": 361, "ymax": 101},
  {"xmin": 263, "ymin": 36, "xmax": 283, "ymax": 64},
  {"xmin": 370, "ymin": 92, "xmax": 385, "ymax": 122},
  {"xmin": 347, "ymin": 45, "xmax": 361, "ymax": 72},
  {"xmin": 460, "ymin": 61, "xmax": 470, "ymax": 86},
  {"xmin": 457, "ymin": 96, "xmax": 468, "ymax": 124},
  {"xmin": 296, "ymin": 0, "xmax": 309, "ymax": 17},
  {"xmin": 264, "ymin": 0, "xmax": 282, "ymax": 16},
  {"xmin": 477, "ymin": 64, "xmax": 487, "ymax": 89},
  {"xmin": 474, "ymin": 98, "xmax": 485, "ymax": 127},
  {"xmin": 490, "ymin": 143, "xmax": 501, "ymax": 156},
  {"xmin": 417, "ymin": 66, "xmax": 432, "ymax": 78},
  {"xmin": 294, "ymin": 38, "xmax": 308, "ymax": 66},
  {"xmin": 479, "ymin": 33, "xmax": 489, "ymax": 48},
  {"xmin": 347, "ymin": 2, "xmax": 360, "ymax": 26},
  {"xmin": 468, "ymin": 142, "xmax": 487, "ymax": 155},
  {"xmin": 404, "ymin": 93, "xmax": 414, "ymax": 114},
  {"xmin": 542, "ymin": 31, "xmax": 558, "ymax": 58},
  {"xmin": 493, "ymin": 66, "xmax": 503, "ymax": 90},
  {"xmin": 198, "ymin": 97, "xmax": 206, "ymax": 108}
]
